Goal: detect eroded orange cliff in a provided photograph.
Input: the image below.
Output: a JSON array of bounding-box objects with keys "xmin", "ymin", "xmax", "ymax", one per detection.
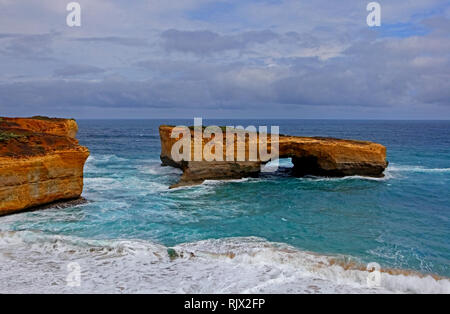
[
  {"xmin": 0, "ymin": 117, "xmax": 89, "ymax": 215},
  {"xmin": 159, "ymin": 125, "xmax": 388, "ymax": 188}
]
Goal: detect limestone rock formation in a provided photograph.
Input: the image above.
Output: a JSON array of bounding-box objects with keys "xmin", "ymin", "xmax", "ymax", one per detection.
[
  {"xmin": 0, "ymin": 116, "xmax": 79, "ymax": 138},
  {"xmin": 0, "ymin": 117, "xmax": 89, "ymax": 215},
  {"xmin": 159, "ymin": 125, "xmax": 388, "ymax": 188}
]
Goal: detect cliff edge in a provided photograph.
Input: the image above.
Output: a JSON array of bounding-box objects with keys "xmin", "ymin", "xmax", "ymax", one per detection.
[{"xmin": 0, "ymin": 117, "xmax": 89, "ymax": 216}]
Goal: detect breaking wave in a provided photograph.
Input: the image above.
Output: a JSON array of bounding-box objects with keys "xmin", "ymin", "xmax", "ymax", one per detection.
[
  {"xmin": 0, "ymin": 231, "xmax": 448, "ymax": 294},
  {"xmin": 388, "ymin": 165, "xmax": 450, "ymax": 173}
]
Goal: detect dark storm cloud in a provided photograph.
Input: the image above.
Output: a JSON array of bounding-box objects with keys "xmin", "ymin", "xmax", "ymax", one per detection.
[{"xmin": 0, "ymin": 78, "xmax": 214, "ymax": 111}]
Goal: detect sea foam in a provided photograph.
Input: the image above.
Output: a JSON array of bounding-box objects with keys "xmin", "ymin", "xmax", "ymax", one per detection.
[
  {"xmin": 388, "ymin": 164, "xmax": 450, "ymax": 173},
  {"xmin": 0, "ymin": 231, "xmax": 448, "ymax": 294}
]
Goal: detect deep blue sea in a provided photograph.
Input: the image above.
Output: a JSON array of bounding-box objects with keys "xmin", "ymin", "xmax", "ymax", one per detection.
[{"xmin": 1, "ymin": 120, "xmax": 449, "ymax": 293}]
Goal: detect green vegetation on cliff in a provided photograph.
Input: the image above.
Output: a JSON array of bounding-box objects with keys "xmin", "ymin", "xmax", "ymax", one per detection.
[
  {"xmin": 31, "ymin": 116, "xmax": 75, "ymax": 122},
  {"xmin": 0, "ymin": 131, "xmax": 26, "ymax": 142}
]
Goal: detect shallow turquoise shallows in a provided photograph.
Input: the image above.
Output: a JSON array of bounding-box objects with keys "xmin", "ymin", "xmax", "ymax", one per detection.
[{"xmin": 1, "ymin": 120, "xmax": 449, "ymax": 293}]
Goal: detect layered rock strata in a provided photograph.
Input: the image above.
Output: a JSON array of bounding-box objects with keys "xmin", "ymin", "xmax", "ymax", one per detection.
[
  {"xmin": 0, "ymin": 117, "xmax": 89, "ymax": 215},
  {"xmin": 159, "ymin": 125, "xmax": 388, "ymax": 188}
]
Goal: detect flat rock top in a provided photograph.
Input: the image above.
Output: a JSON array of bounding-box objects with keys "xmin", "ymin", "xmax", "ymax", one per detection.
[
  {"xmin": 159, "ymin": 125, "xmax": 387, "ymax": 166},
  {"xmin": 161, "ymin": 125, "xmax": 374, "ymax": 142},
  {"xmin": 159, "ymin": 125, "xmax": 384, "ymax": 150},
  {"xmin": 0, "ymin": 117, "xmax": 88, "ymax": 158},
  {"xmin": 0, "ymin": 116, "xmax": 78, "ymax": 138}
]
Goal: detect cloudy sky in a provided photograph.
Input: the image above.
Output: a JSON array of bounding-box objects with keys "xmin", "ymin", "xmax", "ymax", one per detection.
[{"xmin": 0, "ymin": 0, "xmax": 449, "ymax": 119}]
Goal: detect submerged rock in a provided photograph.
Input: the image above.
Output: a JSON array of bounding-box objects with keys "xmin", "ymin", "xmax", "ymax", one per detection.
[
  {"xmin": 159, "ymin": 125, "xmax": 388, "ymax": 188},
  {"xmin": 0, "ymin": 117, "xmax": 89, "ymax": 216},
  {"xmin": 167, "ymin": 248, "xmax": 179, "ymax": 260}
]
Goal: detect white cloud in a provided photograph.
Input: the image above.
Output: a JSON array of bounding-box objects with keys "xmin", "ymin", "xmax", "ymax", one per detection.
[{"xmin": 0, "ymin": 0, "xmax": 448, "ymax": 118}]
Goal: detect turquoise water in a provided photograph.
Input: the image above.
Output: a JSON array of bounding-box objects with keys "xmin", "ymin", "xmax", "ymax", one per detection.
[{"xmin": 1, "ymin": 120, "xmax": 449, "ymax": 293}]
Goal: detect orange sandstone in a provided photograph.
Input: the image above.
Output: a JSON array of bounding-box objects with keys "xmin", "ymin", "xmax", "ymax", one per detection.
[
  {"xmin": 159, "ymin": 125, "xmax": 388, "ymax": 188},
  {"xmin": 0, "ymin": 117, "xmax": 89, "ymax": 215}
]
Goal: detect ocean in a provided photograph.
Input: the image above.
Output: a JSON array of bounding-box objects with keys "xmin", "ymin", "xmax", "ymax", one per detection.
[{"xmin": 0, "ymin": 119, "xmax": 449, "ymax": 293}]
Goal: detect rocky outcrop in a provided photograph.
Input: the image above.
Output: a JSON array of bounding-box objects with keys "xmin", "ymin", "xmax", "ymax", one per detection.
[
  {"xmin": 0, "ymin": 117, "xmax": 89, "ymax": 216},
  {"xmin": 0, "ymin": 116, "xmax": 79, "ymax": 139},
  {"xmin": 160, "ymin": 125, "xmax": 388, "ymax": 188}
]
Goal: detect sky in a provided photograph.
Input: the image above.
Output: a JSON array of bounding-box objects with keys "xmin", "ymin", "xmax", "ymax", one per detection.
[{"xmin": 0, "ymin": 0, "xmax": 449, "ymax": 119}]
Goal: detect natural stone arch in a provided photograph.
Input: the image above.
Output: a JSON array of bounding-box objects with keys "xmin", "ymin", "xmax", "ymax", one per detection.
[{"xmin": 159, "ymin": 125, "xmax": 388, "ymax": 188}]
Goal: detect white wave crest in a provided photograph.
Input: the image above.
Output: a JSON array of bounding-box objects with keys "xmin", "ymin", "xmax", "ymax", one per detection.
[
  {"xmin": 138, "ymin": 164, "xmax": 182, "ymax": 176},
  {"xmin": 0, "ymin": 232, "xmax": 448, "ymax": 294},
  {"xmin": 87, "ymin": 154, "xmax": 129, "ymax": 163},
  {"xmin": 388, "ymin": 164, "xmax": 450, "ymax": 173},
  {"xmin": 299, "ymin": 173, "xmax": 393, "ymax": 182}
]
